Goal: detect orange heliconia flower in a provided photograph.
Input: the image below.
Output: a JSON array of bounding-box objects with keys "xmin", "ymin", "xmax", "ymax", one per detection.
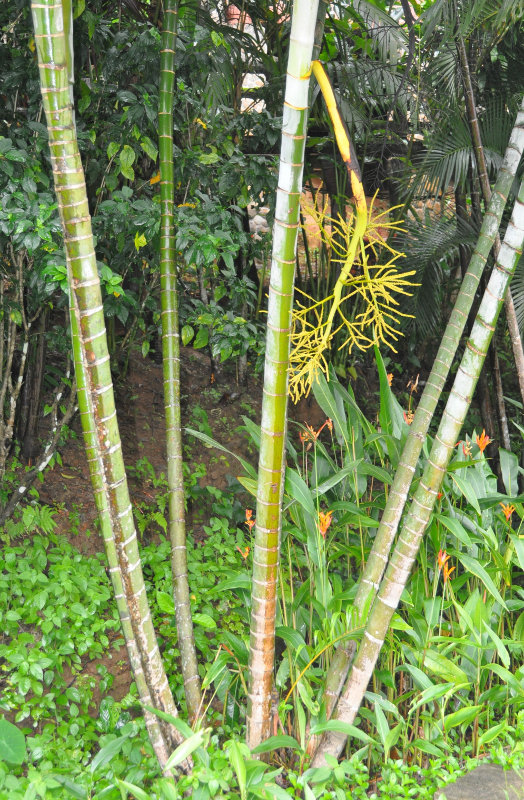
[
  {"xmin": 299, "ymin": 419, "xmax": 333, "ymax": 448},
  {"xmin": 437, "ymin": 549, "xmax": 455, "ymax": 583},
  {"xmin": 318, "ymin": 510, "xmax": 333, "ymax": 538},
  {"xmin": 500, "ymin": 502, "xmax": 515, "ymax": 521},
  {"xmin": 245, "ymin": 509, "xmax": 255, "ymax": 531},
  {"xmin": 236, "ymin": 545, "xmax": 250, "ymax": 560},
  {"xmin": 387, "ymin": 373, "xmax": 393, "ymax": 387},
  {"xmin": 462, "ymin": 441, "xmax": 472, "ymax": 457},
  {"xmin": 476, "ymin": 429, "xmax": 492, "ymax": 452}
]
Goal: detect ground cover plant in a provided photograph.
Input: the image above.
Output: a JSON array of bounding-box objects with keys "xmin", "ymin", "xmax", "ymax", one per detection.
[{"xmin": 1, "ymin": 0, "xmax": 524, "ymax": 796}]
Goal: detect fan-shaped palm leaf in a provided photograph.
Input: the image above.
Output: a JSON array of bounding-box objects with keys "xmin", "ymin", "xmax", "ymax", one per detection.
[{"xmin": 397, "ymin": 211, "xmax": 478, "ymax": 337}]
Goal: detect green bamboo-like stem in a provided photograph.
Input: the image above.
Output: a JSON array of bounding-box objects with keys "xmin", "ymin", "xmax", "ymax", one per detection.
[
  {"xmin": 315, "ymin": 99, "xmax": 524, "ymax": 730},
  {"xmin": 159, "ymin": 0, "xmax": 201, "ymax": 722},
  {"xmin": 31, "ymin": 0, "xmax": 188, "ymax": 771},
  {"xmin": 313, "ymin": 177, "xmax": 524, "ymax": 765},
  {"xmin": 456, "ymin": 30, "xmax": 524, "ymax": 413},
  {"xmin": 246, "ymin": 0, "xmax": 321, "ymax": 750}
]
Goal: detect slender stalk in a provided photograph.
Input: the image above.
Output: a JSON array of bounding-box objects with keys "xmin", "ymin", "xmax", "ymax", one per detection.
[
  {"xmin": 31, "ymin": 0, "xmax": 188, "ymax": 771},
  {"xmin": 313, "ymin": 177, "xmax": 524, "ymax": 764},
  {"xmin": 456, "ymin": 26, "xmax": 524, "ymax": 412},
  {"xmin": 246, "ymin": 0, "xmax": 321, "ymax": 750},
  {"xmin": 315, "ymin": 99, "xmax": 524, "ymax": 734},
  {"xmin": 159, "ymin": 0, "xmax": 201, "ymax": 722}
]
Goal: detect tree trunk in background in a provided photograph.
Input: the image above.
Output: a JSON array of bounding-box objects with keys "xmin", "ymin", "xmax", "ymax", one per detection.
[
  {"xmin": 32, "ymin": 0, "xmax": 189, "ymax": 772},
  {"xmin": 246, "ymin": 0, "xmax": 322, "ymax": 750},
  {"xmin": 159, "ymin": 0, "xmax": 202, "ymax": 723}
]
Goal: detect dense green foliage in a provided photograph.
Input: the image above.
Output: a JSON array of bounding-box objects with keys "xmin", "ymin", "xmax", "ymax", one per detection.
[{"xmin": 1, "ymin": 0, "xmax": 524, "ymax": 795}]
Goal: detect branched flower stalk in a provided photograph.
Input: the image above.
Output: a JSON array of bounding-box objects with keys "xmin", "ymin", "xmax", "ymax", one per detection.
[{"xmin": 288, "ymin": 61, "xmax": 416, "ymax": 403}]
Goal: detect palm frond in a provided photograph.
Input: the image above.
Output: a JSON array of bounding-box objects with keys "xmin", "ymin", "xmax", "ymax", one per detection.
[
  {"xmin": 409, "ymin": 117, "xmax": 473, "ymax": 200},
  {"xmin": 509, "ymin": 252, "xmax": 524, "ymax": 333},
  {"xmin": 396, "ymin": 211, "xmax": 478, "ymax": 337}
]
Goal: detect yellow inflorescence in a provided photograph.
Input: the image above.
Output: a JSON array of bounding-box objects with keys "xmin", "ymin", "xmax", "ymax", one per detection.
[{"xmin": 288, "ymin": 194, "xmax": 417, "ymax": 403}]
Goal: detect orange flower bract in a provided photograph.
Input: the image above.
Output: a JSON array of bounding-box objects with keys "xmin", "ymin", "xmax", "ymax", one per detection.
[
  {"xmin": 318, "ymin": 510, "xmax": 333, "ymax": 538},
  {"xmin": 476, "ymin": 429, "xmax": 492, "ymax": 452},
  {"xmin": 500, "ymin": 502, "xmax": 515, "ymax": 521}
]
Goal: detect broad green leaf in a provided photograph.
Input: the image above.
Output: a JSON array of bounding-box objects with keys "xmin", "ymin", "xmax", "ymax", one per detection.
[
  {"xmin": 140, "ymin": 136, "xmax": 158, "ymax": 161},
  {"xmin": 251, "ymin": 735, "xmax": 303, "ymax": 754},
  {"xmin": 384, "ymin": 721, "xmax": 404, "ymax": 756},
  {"xmin": 193, "ymin": 327, "xmax": 209, "ymax": 349},
  {"xmin": 456, "ymin": 553, "xmax": 508, "ymax": 610},
  {"xmin": 443, "ymin": 705, "xmax": 481, "ymax": 732},
  {"xmin": 310, "ymin": 720, "xmax": 374, "ymax": 744},
  {"xmin": 143, "ymin": 706, "xmax": 195, "ymax": 740},
  {"xmin": 311, "ymin": 460, "xmax": 362, "ymax": 497},
  {"xmin": 185, "ymin": 427, "xmax": 256, "ymax": 479},
  {"xmin": 210, "ymin": 574, "xmax": 251, "ymax": 594},
  {"xmin": 90, "ymin": 734, "xmax": 129, "ymax": 774},
  {"xmin": 374, "ymin": 702, "xmax": 389, "ymax": 750},
  {"xmin": 435, "ymin": 513, "xmax": 473, "ymax": 547},
  {"xmin": 156, "ymin": 591, "xmax": 175, "ymax": 615},
  {"xmin": 499, "ymin": 448, "xmax": 519, "ymax": 495},
  {"xmin": 0, "ymin": 717, "xmax": 26, "ymax": 765},
  {"xmin": 164, "ymin": 728, "xmax": 208, "ymax": 770},
  {"xmin": 312, "ymin": 371, "xmax": 349, "ymax": 450},
  {"xmin": 399, "ymin": 663, "xmax": 434, "ymax": 691},
  {"xmin": 451, "ymin": 473, "xmax": 481, "ymax": 514},
  {"xmin": 119, "ymin": 144, "xmax": 135, "ymax": 169},
  {"xmin": 510, "ymin": 534, "xmax": 524, "ymax": 572},
  {"xmin": 181, "ymin": 324, "xmax": 194, "ymax": 345},
  {"xmin": 115, "ymin": 780, "xmax": 150, "ymax": 800},
  {"xmin": 478, "ymin": 722, "xmax": 507, "ymax": 747},
  {"xmin": 120, "ymin": 164, "xmax": 134, "ymax": 181},
  {"xmin": 411, "ymin": 738, "xmax": 445, "ymax": 757},
  {"xmin": 482, "ymin": 663, "xmax": 522, "ymax": 694},
  {"xmin": 193, "ymin": 613, "xmax": 216, "ymax": 629},
  {"xmin": 284, "ymin": 468, "xmax": 315, "ymax": 516},
  {"xmin": 237, "ymin": 475, "xmax": 257, "ymax": 496},
  {"xmin": 107, "ymin": 141, "xmax": 119, "ymax": 160},
  {"xmin": 227, "ymin": 740, "xmax": 247, "ymax": 800},
  {"xmin": 48, "ymin": 776, "xmax": 87, "ymax": 799},
  {"xmin": 482, "ymin": 621, "xmax": 510, "ymax": 668},
  {"xmin": 134, "ymin": 231, "xmax": 147, "ymax": 251},
  {"xmin": 410, "ymin": 682, "xmax": 455, "ymax": 714},
  {"xmin": 375, "ymin": 345, "xmax": 405, "ymax": 439},
  {"xmin": 202, "ymin": 651, "xmax": 230, "ymax": 691},
  {"xmin": 423, "ymin": 650, "xmax": 469, "ymax": 685}
]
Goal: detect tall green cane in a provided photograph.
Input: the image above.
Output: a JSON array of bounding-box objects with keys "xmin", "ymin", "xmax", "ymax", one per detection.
[
  {"xmin": 313, "ymin": 176, "xmax": 524, "ymax": 765},
  {"xmin": 316, "ymin": 99, "xmax": 524, "ymax": 731},
  {"xmin": 31, "ymin": 0, "xmax": 188, "ymax": 771},
  {"xmin": 246, "ymin": 0, "xmax": 322, "ymax": 750},
  {"xmin": 159, "ymin": 0, "xmax": 202, "ymax": 722}
]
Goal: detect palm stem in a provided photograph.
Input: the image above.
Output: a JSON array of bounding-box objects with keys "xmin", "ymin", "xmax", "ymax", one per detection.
[
  {"xmin": 246, "ymin": 0, "xmax": 322, "ymax": 750},
  {"xmin": 31, "ymin": 0, "xmax": 189, "ymax": 771},
  {"xmin": 159, "ymin": 0, "xmax": 202, "ymax": 722}
]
